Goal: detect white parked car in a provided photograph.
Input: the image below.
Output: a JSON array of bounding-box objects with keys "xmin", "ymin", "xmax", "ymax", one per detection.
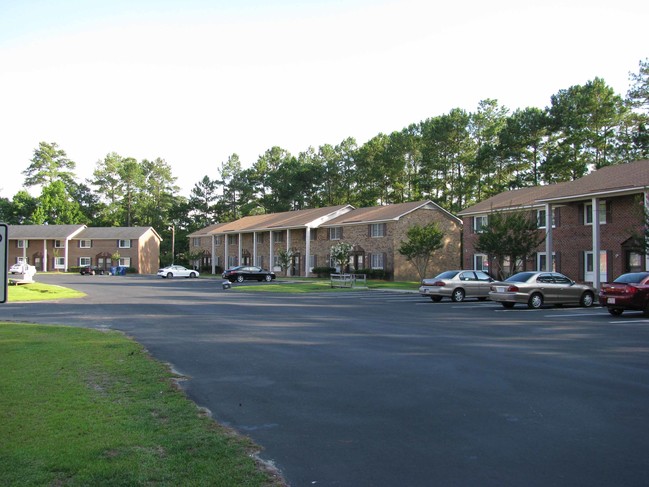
[
  {"xmin": 157, "ymin": 265, "xmax": 199, "ymax": 279},
  {"xmin": 9, "ymin": 262, "xmax": 37, "ymax": 276}
]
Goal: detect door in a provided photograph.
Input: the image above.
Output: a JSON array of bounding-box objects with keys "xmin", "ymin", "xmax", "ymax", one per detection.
[{"xmin": 584, "ymin": 251, "xmax": 607, "ymax": 284}]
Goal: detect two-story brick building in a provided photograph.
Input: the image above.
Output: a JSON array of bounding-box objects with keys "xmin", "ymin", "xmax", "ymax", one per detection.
[
  {"xmin": 6, "ymin": 225, "xmax": 162, "ymax": 274},
  {"xmin": 458, "ymin": 160, "xmax": 649, "ymax": 287},
  {"xmin": 189, "ymin": 200, "xmax": 462, "ymax": 281}
]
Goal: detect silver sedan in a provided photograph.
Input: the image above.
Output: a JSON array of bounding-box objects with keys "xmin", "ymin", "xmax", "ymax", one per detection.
[
  {"xmin": 419, "ymin": 270, "xmax": 495, "ymax": 302},
  {"xmin": 489, "ymin": 271, "xmax": 595, "ymax": 309}
]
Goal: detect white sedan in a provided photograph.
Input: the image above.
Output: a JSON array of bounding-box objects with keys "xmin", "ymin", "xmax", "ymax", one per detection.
[{"xmin": 157, "ymin": 265, "xmax": 199, "ymax": 279}]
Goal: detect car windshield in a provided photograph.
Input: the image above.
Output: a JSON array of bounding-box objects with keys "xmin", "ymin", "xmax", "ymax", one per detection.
[
  {"xmin": 435, "ymin": 271, "xmax": 460, "ymax": 279},
  {"xmin": 613, "ymin": 272, "xmax": 649, "ymax": 284},
  {"xmin": 505, "ymin": 272, "xmax": 537, "ymax": 283}
]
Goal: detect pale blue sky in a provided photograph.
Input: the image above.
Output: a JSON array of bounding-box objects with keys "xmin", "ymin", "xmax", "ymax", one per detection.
[{"xmin": 1, "ymin": 0, "xmax": 647, "ymax": 199}]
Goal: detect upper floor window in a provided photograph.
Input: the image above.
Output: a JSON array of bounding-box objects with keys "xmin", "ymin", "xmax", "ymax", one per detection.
[
  {"xmin": 310, "ymin": 228, "xmax": 318, "ymax": 241},
  {"xmin": 79, "ymin": 239, "xmax": 92, "ymax": 249},
  {"xmin": 17, "ymin": 240, "xmax": 29, "ymax": 249},
  {"xmin": 584, "ymin": 201, "xmax": 606, "ymax": 225},
  {"xmin": 192, "ymin": 237, "xmax": 201, "ymax": 247},
  {"xmin": 370, "ymin": 223, "xmax": 386, "ymax": 237},
  {"xmin": 227, "ymin": 235, "xmax": 237, "ymax": 245},
  {"xmin": 54, "ymin": 240, "xmax": 64, "ymax": 248},
  {"xmin": 329, "ymin": 227, "xmax": 342, "ymax": 240},
  {"xmin": 474, "ymin": 216, "xmax": 488, "ymax": 233},
  {"xmin": 118, "ymin": 239, "xmax": 132, "ymax": 249},
  {"xmin": 214, "ymin": 235, "xmax": 222, "ymax": 246},
  {"xmin": 257, "ymin": 233, "xmax": 265, "ymax": 244},
  {"xmin": 537, "ymin": 208, "xmax": 557, "ymax": 229},
  {"xmin": 273, "ymin": 231, "xmax": 284, "ymax": 243}
]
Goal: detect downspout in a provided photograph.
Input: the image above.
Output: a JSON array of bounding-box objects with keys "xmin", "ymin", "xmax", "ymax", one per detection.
[
  {"xmin": 592, "ymin": 197, "xmax": 601, "ymax": 289},
  {"xmin": 545, "ymin": 203, "xmax": 553, "ymax": 271}
]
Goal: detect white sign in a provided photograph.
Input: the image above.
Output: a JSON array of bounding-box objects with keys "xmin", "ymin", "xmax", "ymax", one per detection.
[{"xmin": 0, "ymin": 223, "xmax": 7, "ymax": 303}]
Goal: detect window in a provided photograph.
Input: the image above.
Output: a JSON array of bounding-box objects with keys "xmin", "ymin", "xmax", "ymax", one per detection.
[
  {"xmin": 329, "ymin": 227, "xmax": 342, "ymax": 240},
  {"xmin": 473, "ymin": 253, "xmax": 488, "ymax": 272},
  {"xmin": 214, "ymin": 235, "xmax": 222, "ymax": 246},
  {"xmin": 79, "ymin": 239, "xmax": 92, "ymax": 248},
  {"xmin": 255, "ymin": 256, "xmax": 264, "ymax": 268},
  {"xmin": 273, "ymin": 231, "xmax": 284, "ymax": 243},
  {"xmin": 79, "ymin": 257, "xmax": 91, "ymax": 266},
  {"xmin": 192, "ymin": 237, "xmax": 201, "ymax": 247},
  {"xmin": 54, "ymin": 257, "xmax": 65, "ymax": 269},
  {"xmin": 17, "ymin": 239, "xmax": 28, "ymax": 249},
  {"xmin": 537, "ymin": 252, "xmax": 556, "ymax": 271},
  {"xmin": 257, "ymin": 233, "xmax": 265, "ymax": 244},
  {"xmin": 309, "ymin": 255, "xmax": 317, "ymax": 269},
  {"xmin": 54, "ymin": 240, "xmax": 64, "ymax": 248},
  {"xmin": 228, "ymin": 235, "xmax": 237, "ymax": 245},
  {"xmin": 537, "ymin": 209, "xmax": 557, "ymax": 229},
  {"xmin": 584, "ymin": 201, "xmax": 606, "ymax": 225},
  {"xmin": 370, "ymin": 223, "xmax": 385, "ymax": 237},
  {"xmin": 119, "ymin": 257, "xmax": 131, "ymax": 267},
  {"xmin": 371, "ymin": 253, "xmax": 384, "ymax": 269},
  {"xmin": 228, "ymin": 256, "xmax": 238, "ymax": 267},
  {"xmin": 118, "ymin": 239, "xmax": 131, "ymax": 249},
  {"xmin": 474, "ymin": 216, "xmax": 488, "ymax": 233},
  {"xmin": 310, "ymin": 229, "xmax": 317, "ymax": 241}
]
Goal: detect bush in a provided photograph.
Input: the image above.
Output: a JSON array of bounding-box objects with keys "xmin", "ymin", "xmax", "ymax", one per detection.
[
  {"xmin": 312, "ymin": 266, "xmax": 336, "ymax": 278},
  {"xmin": 357, "ymin": 268, "xmax": 391, "ymax": 280}
]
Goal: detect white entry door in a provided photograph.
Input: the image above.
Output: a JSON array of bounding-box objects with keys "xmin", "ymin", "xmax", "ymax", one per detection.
[{"xmin": 585, "ymin": 251, "xmax": 607, "ymax": 283}]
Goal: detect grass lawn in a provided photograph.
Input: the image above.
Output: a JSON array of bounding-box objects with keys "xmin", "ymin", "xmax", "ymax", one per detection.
[
  {"xmin": 230, "ymin": 277, "xmax": 420, "ymax": 293},
  {"xmin": 0, "ymin": 323, "xmax": 283, "ymax": 486},
  {"xmin": 6, "ymin": 282, "xmax": 86, "ymax": 302}
]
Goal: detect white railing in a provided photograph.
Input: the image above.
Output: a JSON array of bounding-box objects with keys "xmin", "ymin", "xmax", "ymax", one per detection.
[{"xmin": 330, "ymin": 273, "xmax": 367, "ymax": 288}]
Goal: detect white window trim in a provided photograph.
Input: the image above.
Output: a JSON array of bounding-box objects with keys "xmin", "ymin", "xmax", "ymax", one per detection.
[
  {"xmin": 79, "ymin": 239, "xmax": 92, "ymax": 249},
  {"xmin": 118, "ymin": 239, "xmax": 132, "ymax": 249},
  {"xmin": 370, "ymin": 223, "xmax": 385, "ymax": 238},
  {"xmin": 537, "ymin": 209, "xmax": 557, "ymax": 229},
  {"xmin": 18, "ymin": 239, "xmax": 29, "ymax": 249},
  {"xmin": 585, "ymin": 201, "xmax": 606, "ymax": 225},
  {"xmin": 474, "ymin": 215, "xmax": 488, "ymax": 233},
  {"xmin": 473, "ymin": 253, "xmax": 488, "ymax": 272},
  {"xmin": 329, "ymin": 227, "xmax": 342, "ymax": 240},
  {"xmin": 79, "ymin": 257, "xmax": 91, "ymax": 266}
]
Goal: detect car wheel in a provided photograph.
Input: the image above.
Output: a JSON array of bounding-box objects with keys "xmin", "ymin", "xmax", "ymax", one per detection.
[
  {"xmin": 580, "ymin": 291, "xmax": 594, "ymax": 308},
  {"xmin": 98, "ymin": 270, "xmax": 105, "ymax": 275},
  {"xmin": 236, "ymin": 275, "xmax": 245, "ymax": 283},
  {"xmin": 265, "ymin": 274, "xmax": 272, "ymax": 282},
  {"xmin": 502, "ymin": 302, "xmax": 515, "ymax": 309},
  {"xmin": 608, "ymin": 308, "xmax": 623, "ymax": 316},
  {"xmin": 430, "ymin": 296, "xmax": 442, "ymax": 302},
  {"xmin": 166, "ymin": 272, "xmax": 173, "ymax": 279},
  {"xmin": 528, "ymin": 293, "xmax": 543, "ymax": 309},
  {"xmin": 451, "ymin": 288, "xmax": 465, "ymax": 302},
  {"xmin": 189, "ymin": 272, "xmax": 197, "ymax": 278}
]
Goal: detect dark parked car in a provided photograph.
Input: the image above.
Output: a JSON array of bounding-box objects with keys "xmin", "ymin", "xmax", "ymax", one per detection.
[
  {"xmin": 598, "ymin": 272, "xmax": 649, "ymax": 316},
  {"xmin": 80, "ymin": 265, "xmax": 107, "ymax": 275},
  {"xmin": 222, "ymin": 265, "xmax": 276, "ymax": 283},
  {"xmin": 489, "ymin": 271, "xmax": 596, "ymax": 309}
]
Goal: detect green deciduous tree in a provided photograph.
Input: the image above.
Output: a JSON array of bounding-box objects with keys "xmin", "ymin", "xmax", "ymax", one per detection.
[
  {"xmin": 398, "ymin": 223, "xmax": 444, "ymax": 280},
  {"xmin": 330, "ymin": 241, "xmax": 353, "ymax": 273},
  {"xmin": 475, "ymin": 211, "xmax": 546, "ymax": 279}
]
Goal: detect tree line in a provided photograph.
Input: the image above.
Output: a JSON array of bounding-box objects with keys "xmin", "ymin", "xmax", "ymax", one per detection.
[{"xmin": 1, "ymin": 59, "xmax": 648, "ymax": 265}]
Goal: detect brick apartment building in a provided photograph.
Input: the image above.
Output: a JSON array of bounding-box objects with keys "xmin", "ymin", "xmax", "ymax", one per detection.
[
  {"xmin": 6, "ymin": 225, "xmax": 162, "ymax": 274},
  {"xmin": 458, "ymin": 160, "xmax": 649, "ymax": 287},
  {"xmin": 189, "ymin": 200, "xmax": 462, "ymax": 281}
]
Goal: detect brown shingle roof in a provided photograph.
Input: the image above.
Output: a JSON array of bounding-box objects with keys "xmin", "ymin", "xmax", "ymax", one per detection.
[
  {"xmin": 459, "ymin": 160, "xmax": 649, "ymax": 215},
  {"xmin": 76, "ymin": 227, "xmax": 160, "ymax": 240},
  {"xmin": 7, "ymin": 224, "xmax": 86, "ymax": 239},
  {"xmin": 323, "ymin": 201, "xmax": 460, "ymax": 225}
]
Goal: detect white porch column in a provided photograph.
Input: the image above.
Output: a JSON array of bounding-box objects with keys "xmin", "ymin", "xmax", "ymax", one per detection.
[
  {"xmin": 64, "ymin": 239, "xmax": 70, "ymax": 272},
  {"xmin": 253, "ymin": 232, "xmax": 258, "ymax": 267},
  {"xmin": 43, "ymin": 239, "xmax": 48, "ymax": 272},
  {"xmin": 305, "ymin": 227, "xmax": 311, "ymax": 278},
  {"xmin": 224, "ymin": 235, "xmax": 229, "ymax": 269},
  {"xmin": 269, "ymin": 232, "xmax": 274, "ymax": 272},
  {"xmin": 286, "ymin": 229, "xmax": 291, "ymax": 276},
  {"xmin": 592, "ymin": 197, "xmax": 601, "ymax": 289},
  {"xmin": 545, "ymin": 203, "xmax": 553, "ymax": 271},
  {"xmin": 211, "ymin": 235, "xmax": 216, "ymax": 275},
  {"xmin": 238, "ymin": 233, "xmax": 242, "ymax": 265}
]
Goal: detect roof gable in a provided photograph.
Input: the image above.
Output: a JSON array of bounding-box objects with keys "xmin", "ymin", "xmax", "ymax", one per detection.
[
  {"xmin": 7, "ymin": 224, "xmax": 86, "ymax": 239},
  {"xmin": 323, "ymin": 201, "xmax": 461, "ymax": 226}
]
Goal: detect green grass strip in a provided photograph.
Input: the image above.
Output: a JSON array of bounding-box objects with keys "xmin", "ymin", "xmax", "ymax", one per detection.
[
  {"xmin": 0, "ymin": 323, "xmax": 281, "ymax": 486},
  {"xmin": 7, "ymin": 282, "xmax": 86, "ymax": 302}
]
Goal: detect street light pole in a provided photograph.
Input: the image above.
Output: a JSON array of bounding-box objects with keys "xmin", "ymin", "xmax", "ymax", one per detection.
[{"xmin": 171, "ymin": 224, "xmax": 175, "ymax": 265}]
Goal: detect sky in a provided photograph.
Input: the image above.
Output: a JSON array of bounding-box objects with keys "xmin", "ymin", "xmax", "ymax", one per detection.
[{"xmin": 1, "ymin": 0, "xmax": 647, "ymax": 200}]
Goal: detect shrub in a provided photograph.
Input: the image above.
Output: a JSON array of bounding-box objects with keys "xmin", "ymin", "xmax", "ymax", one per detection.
[{"xmin": 312, "ymin": 266, "xmax": 336, "ymax": 278}]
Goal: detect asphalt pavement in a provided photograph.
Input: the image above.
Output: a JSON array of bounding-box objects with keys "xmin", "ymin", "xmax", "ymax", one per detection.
[{"xmin": 1, "ymin": 273, "xmax": 649, "ymax": 487}]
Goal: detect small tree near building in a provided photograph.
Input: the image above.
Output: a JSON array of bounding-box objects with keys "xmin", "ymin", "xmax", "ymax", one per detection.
[
  {"xmin": 398, "ymin": 223, "xmax": 444, "ymax": 280},
  {"xmin": 276, "ymin": 248, "xmax": 294, "ymax": 276},
  {"xmin": 475, "ymin": 210, "xmax": 545, "ymax": 279},
  {"xmin": 330, "ymin": 242, "xmax": 353, "ymax": 273}
]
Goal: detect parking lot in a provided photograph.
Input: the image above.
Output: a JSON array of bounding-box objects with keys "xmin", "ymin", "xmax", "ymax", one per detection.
[{"xmin": 2, "ymin": 274, "xmax": 649, "ymax": 486}]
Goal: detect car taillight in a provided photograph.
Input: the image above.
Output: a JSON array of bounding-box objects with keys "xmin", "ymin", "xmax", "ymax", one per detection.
[
  {"xmin": 507, "ymin": 285, "xmax": 519, "ymax": 292},
  {"xmin": 625, "ymin": 285, "xmax": 639, "ymax": 295},
  {"xmin": 433, "ymin": 281, "xmax": 445, "ymax": 287}
]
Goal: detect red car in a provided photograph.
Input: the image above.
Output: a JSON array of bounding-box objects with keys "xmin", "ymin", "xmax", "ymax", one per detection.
[{"xmin": 598, "ymin": 272, "xmax": 649, "ymax": 316}]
